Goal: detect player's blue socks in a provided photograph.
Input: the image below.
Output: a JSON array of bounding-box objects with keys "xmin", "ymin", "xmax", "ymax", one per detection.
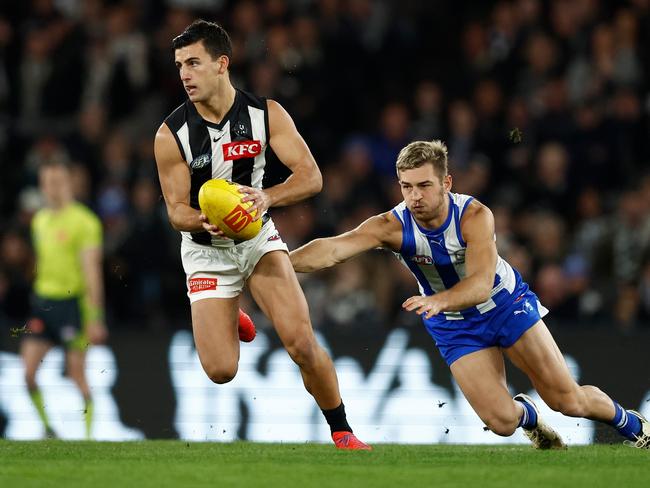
[
  {"xmin": 515, "ymin": 396, "xmax": 538, "ymax": 429},
  {"xmin": 609, "ymin": 401, "xmax": 642, "ymax": 441}
]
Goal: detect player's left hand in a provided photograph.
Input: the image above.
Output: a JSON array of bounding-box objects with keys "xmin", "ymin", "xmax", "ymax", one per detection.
[
  {"xmin": 402, "ymin": 295, "xmax": 445, "ymax": 319},
  {"xmin": 199, "ymin": 213, "xmax": 226, "ymax": 237},
  {"xmin": 238, "ymin": 186, "xmax": 271, "ymax": 221}
]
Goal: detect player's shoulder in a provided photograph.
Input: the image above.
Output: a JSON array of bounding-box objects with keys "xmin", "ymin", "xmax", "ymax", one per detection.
[
  {"xmin": 31, "ymin": 208, "xmax": 48, "ymax": 228},
  {"xmin": 463, "ymin": 198, "xmax": 492, "ymax": 219},
  {"xmin": 69, "ymin": 202, "xmax": 101, "ymax": 225},
  {"xmin": 457, "ymin": 195, "xmax": 495, "ymax": 236},
  {"xmin": 163, "ymin": 100, "xmax": 190, "ymax": 130},
  {"xmin": 449, "ymin": 192, "xmax": 475, "ymax": 212},
  {"xmin": 237, "ymin": 88, "xmax": 267, "ymax": 110},
  {"xmin": 449, "ymin": 192, "xmax": 489, "ymax": 218},
  {"xmin": 389, "ymin": 201, "xmax": 408, "ymax": 219},
  {"xmin": 374, "ymin": 211, "xmax": 403, "ymax": 250},
  {"xmin": 33, "ymin": 207, "xmax": 48, "ymax": 220},
  {"xmin": 381, "ymin": 209, "xmax": 403, "ymax": 227},
  {"xmin": 359, "ymin": 211, "xmax": 402, "ymax": 241}
]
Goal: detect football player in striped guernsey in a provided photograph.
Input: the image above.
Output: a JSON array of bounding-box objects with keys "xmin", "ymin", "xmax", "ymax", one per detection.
[
  {"xmin": 154, "ymin": 20, "xmax": 369, "ymax": 450},
  {"xmin": 291, "ymin": 139, "xmax": 649, "ymax": 449}
]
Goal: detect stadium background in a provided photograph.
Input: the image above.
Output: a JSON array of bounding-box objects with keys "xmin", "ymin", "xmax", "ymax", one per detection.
[{"xmin": 0, "ymin": 0, "xmax": 648, "ymax": 444}]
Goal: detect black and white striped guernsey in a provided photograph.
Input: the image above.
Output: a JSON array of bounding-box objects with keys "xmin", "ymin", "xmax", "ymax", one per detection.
[{"xmin": 164, "ymin": 89, "xmax": 270, "ymax": 246}]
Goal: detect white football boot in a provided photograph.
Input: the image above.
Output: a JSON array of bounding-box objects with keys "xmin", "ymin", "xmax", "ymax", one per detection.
[
  {"xmin": 514, "ymin": 393, "xmax": 567, "ymax": 450},
  {"xmin": 625, "ymin": 410, "xmax": 650, "ymax": 449}
]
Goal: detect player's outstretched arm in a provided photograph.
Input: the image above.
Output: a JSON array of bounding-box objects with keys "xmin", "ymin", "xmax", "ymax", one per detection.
[
  {"xmin": 154, "ymin": 124, "xmax": 222, "ymax": 235},
  {"xmin": 239, "ymin": 100, "xmax": 322, "ymax": 218},
  {"xmin": 403, "ymin": 201, "xmax": 497, "ymax": 318},
  {"xmin": 291, "ymin": 212, "xmax": 401, "ymax": 272}
]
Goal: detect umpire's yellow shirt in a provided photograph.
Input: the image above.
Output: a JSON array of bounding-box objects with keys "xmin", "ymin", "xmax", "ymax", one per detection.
[{"xmin": 32, "ymin": 202, "xmax": 102, "ymax": 299}]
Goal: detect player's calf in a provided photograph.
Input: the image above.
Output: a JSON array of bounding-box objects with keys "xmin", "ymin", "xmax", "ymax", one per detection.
[
  {"xmin": 542, "ymin": 387, "xmax": 648, "ymax": 448},
  {"xmin": 542, "ymin": 385, "xmax": 594, "ymax": 418}
]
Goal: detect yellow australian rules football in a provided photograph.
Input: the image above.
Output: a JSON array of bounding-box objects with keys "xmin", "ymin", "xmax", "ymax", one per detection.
[{"xmin": 198, "ymin": 179, "xmax": 262, "ymax": 241}]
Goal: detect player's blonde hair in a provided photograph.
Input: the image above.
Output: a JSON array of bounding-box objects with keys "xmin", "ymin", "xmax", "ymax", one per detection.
[{"xmin": 395, "ymin": 140, "xmax": 448, "ymax": 180}]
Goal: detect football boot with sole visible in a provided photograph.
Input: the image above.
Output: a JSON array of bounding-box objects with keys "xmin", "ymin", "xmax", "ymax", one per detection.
[
  {"xmin": 624, "ymin": 410, "xmax": 650, "ymax": 449},
  {"xmin": 514, "ymin": 393, "xmax": 567, "ymax": 450}
]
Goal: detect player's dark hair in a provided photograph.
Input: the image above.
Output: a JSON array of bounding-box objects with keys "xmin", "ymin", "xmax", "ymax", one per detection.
[{"xmin": 172, "ymin": 19, "xmax": 232, "ymax": 60}]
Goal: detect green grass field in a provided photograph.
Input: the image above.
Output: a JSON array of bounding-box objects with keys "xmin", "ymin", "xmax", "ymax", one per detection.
[{"xmin": 1, "ymin": 441, "xmax": 647, "ymax": 487}]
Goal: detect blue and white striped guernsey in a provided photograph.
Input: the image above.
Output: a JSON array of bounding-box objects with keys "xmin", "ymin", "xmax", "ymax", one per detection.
[{"xmin": 391, "ymin": 192, "xmax": 522, "ymax": 322}]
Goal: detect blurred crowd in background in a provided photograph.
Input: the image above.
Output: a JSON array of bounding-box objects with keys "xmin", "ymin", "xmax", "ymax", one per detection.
[{"xmin": 0, "ymin": 0, "xmax": 649, "ymax": 338}]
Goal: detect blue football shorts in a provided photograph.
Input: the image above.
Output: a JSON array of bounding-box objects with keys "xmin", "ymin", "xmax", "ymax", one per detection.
[{"xmin": 423, "ymin": 287, "xmax": 549, "ymax": 366}]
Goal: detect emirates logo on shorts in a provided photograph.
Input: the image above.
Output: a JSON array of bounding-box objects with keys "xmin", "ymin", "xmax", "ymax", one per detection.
[{"xmin": 188, "ymin": 277, "xmax": 218, "ymax": 294}]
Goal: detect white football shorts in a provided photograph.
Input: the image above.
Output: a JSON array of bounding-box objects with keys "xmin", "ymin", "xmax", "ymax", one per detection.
[{"xmin": 180, "ymin": 218, "xmax": 288, "ymax": 302}]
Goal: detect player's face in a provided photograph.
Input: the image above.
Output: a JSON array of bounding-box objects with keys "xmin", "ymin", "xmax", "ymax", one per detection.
[
  {"xmin": 39, "ymin": 165, "xmax": 72, "ymax": 207},
  {"xmin": 174, "ymin": 41, "xmax": 228, "ymax": 102},
  {"xmin": 399, "ymin": 164, "xmax": 452, "ymax": 221}
]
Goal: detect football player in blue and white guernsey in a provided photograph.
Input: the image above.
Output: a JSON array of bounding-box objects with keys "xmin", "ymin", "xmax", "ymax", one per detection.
[{"xmin": 291, "ymin": 139, "xmax": 649, "ymax": 449}]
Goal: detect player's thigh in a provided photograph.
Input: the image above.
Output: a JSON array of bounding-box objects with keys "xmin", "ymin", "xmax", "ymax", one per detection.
[
  {"xmin": 504, "ymin": 320, "xmax": 577, "ymax": 395},
  {"xmin": 247, "ymin": 250, "xmax": 312, "ymax": 344},
  {"xmin": 450, "ymin": 347, "xmax": 516, "ymax": 422},
  {"xmin": 191, "ymin": 297, "xmax": 240, "ymax": 372},
  {"xmin": 20, "ymin": 338, "xmax": 52, "ymax": 376}
]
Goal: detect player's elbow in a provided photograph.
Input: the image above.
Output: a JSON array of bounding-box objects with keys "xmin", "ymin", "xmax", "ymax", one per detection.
[
  {"xmin": 478, "ymin": 287, "xmax": 492, "ymax": 303},
  {"xmin": 167, "ymin": 206, "xmax": 186, "ymax": 232},
  {"xmin": 306, "ymin": 166, "xmax": 322, "ymax": 196},
  {"xmin": 289, "ymin": 251, "xmax": 310, "ymax": 273},
  {"xmin": 476, "ymin": 276, "xmax": 494, "ymax": 302},
  {"xmin": 168, "ymin": 211, "xmax": 182, "ymax": 231},
  {"xmin": 169, "ymin": 216, "xmax": 181, "ymax": 231}
]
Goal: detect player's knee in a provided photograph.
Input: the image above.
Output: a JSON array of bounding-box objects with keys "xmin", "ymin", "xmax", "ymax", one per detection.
[
  {"xmin": 284, "ymin": 334, "xmax": 318, "ymax": 368},
  {"xmin": 485, "ymin": 417, "xmax": 518, "ymax": 437},
  {"xmin": 483, "ymin": 409, "xmax": 519, "ymax": 437},
  {"xmin": 204, "ymin": 363, "xmax": 238, "ymax": 384}
]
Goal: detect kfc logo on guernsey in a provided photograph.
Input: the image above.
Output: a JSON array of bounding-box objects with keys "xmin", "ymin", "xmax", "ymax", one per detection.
[
  {"xmin": 224, "ymin": 205, "xmax": 253, "ymax": 233},
  {"xmin": 222, "ymin": 141, "xmax": 262, "ymax": 161},
  {"xmin": 188, "ymin": 278, "xmax": 218, "ymax": 294},
  {"xmin": 410, "ymin": 255, "xmax": 433, "ymax": 265}
]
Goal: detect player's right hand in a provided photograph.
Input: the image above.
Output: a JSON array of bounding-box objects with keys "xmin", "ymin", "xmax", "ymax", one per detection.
[
  {"xmin": 199, "ymin": 213, "xmax": 225, "ymax": 237},
  {"xmin": 87, "ymin": 322, "xmax": 108, "ymax": 345}
]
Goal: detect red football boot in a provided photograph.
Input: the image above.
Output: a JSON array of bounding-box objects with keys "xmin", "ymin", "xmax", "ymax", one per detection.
[
  {"xmin": 238, "ymin": 309, "xmax": 256, "ymax": 342},
  {"xmin": 332, "ymin": 431, "xmax": 372, "ymax": 450}
]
